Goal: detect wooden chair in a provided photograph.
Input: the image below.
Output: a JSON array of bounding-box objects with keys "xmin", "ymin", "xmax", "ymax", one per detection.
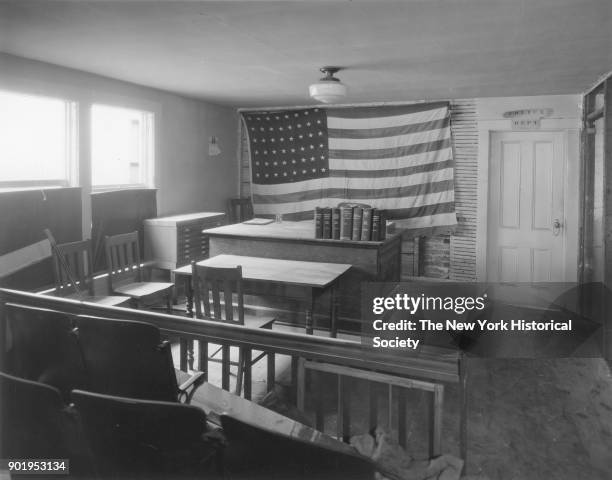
[
  {"xmin": 73, "ymin": 315, "xmax": 205, "ymax": 404},
  {"xmin": 227, "ymin": 197, "xmax": 254, "ymax": 224},
  {"xmin": 104, "ymin": 231, "xmax": 174, "ymax": 310},
  {"xmin": 220, "ymin": 414, "xmax": 377, "ymax": 480},
  {"xmin": 192, "ymin": 263, "xmax": 275, "ymax": 397},
  {"xmin": 51, "ymin": 237, "xmax": 130, "ymax": 307},
  {"xmin": 72, "ymin": 389, "xmax": 224, "ymax": 479},
  {"xmin": 1, "ymin": 303, "xmax": 88, "ymax": 402},
  {"xmin": 0, "ymin": 371, "xmax": 94, "ymax": 476}
]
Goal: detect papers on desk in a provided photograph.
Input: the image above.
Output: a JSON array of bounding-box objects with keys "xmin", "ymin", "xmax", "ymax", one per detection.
[{"xmin": 243, "ymin": 218, "xmax": 274, "ymax": 225}]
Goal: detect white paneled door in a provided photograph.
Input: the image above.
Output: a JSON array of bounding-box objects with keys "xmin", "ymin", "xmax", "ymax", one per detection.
[{"xmin": 487, "ymin": 131, "xmax": 565, "ymax": 282}]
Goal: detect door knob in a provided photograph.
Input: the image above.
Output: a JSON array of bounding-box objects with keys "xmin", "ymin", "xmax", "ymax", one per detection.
[{"xmin": 552, "ymin": 218, "xmax": 562, "ymax": 236}]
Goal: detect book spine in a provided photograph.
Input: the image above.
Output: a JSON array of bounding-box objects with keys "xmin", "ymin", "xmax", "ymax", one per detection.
[
  {"xmin": 340, "ymin": 206, "xmax": 353, "ymax": 240},
  {"xmin": 322, "ymin": 208, "xmax": 332, "ymax": 239},
  {"xmin": 314, "ymin": 207, "xmax": 323, "ymax": 239},
  {"xmin": 371, "ymin": 208, "xmax": 380, "ymax": 241},
  {"xmin": 379, "ymin": 209, "xmax": 387, "ymax": 240},
  {"xmin": 361, "ymin": 207, "xmax": 372, "ymax": 241},
  {"xmin": 331, "ymin": 208, "xmax": 341, "ymax": 239},
  {"xmin": 351, "ymin": 207, "xmax": 363, "ymax": 240}
]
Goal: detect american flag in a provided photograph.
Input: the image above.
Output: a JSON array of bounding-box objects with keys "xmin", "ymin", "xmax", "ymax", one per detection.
[{"xmin": 242, "ymin": 102, "xmax": 457, "ymax": 230}]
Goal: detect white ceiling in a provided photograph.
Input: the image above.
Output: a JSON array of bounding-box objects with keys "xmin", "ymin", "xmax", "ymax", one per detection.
[{"xmin": 0, "ymin": 0, "xmax": 611, "ymax": 107}]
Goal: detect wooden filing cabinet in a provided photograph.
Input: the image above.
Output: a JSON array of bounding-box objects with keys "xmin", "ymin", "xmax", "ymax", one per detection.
[{"xmin": 144, "ymin": 212, "xmax": 226, "ymax": 271}]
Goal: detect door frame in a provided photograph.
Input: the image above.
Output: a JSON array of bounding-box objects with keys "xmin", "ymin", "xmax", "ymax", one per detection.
[{"xmin": 476, "ymin": 118, "xmax": 580, "ymax": 282}]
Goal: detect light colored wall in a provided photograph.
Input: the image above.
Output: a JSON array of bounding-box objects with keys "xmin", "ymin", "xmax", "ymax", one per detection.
[
  {"xmin": 476, "ymin": 94, "xmax": 582, "ymax": 281},
  {"xmin": 0, "ymin": 53, "xmax": 238, "ymax": 235}
]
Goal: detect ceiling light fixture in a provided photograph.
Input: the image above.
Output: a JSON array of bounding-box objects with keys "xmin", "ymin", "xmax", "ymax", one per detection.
[{"xmin": 309, "ymin": 66, "xmax": 347, "ymax": 104}]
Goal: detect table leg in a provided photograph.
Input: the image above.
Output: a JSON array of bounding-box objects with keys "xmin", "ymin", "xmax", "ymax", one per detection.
[
  {"xmin": 181, "ymin": 274, "xmax": 195, "ymax": 371},
  {"xmin": 330, "ymin": 285, "xmax": 337, "ymax": 338},
  {"xmin": 306, "ymin": 287, "xmax": 315, "ymax": 335},
  {"xmin": 185, "ymin": 275, "xmax": 194, "ymax": 317},
  {"xmin": 170, "ymin": 270, "xmax": 178, "ymax": 305}
]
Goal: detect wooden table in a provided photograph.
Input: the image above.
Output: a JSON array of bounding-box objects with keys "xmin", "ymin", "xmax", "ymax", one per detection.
[
  {"xmin": 174, "ymin": 254, "xmax": 351, "ymax": 336},
  {"xmin": 202, "ymin": 221, "xmax": 401, "ymax": 325}
]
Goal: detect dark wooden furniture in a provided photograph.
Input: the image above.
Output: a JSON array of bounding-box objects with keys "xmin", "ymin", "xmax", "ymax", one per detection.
[
  {"xmin": 297, "ymin": 359, "xmax": 445, "ymax": 458},
  {"xmin": 175, "ymin": 254, "xmax": 351, "ymax": 336},
  {"xmin": 220, "ymin": 414, "xmax": 377, "ymax": 480},
  {"xmin": 191, "ymin": 381, "xmax": 366, "ymax": 452},
  {"xmin": 72, "ymin": 389, "xmax": 223, "ymax": 479},
  {"xmin": 202, "ymin": 221, "xmax": 401, "ymax": 326},
  {"xmin": 144, "ymin": 211, "xmax": 226, "ymax": 272},
  {"xmin": 75, "ymin": 315, "xmax": 204, "ymax": 404},
  {"xmin": 105, "ymin": 231, "xmax": 174, "ymax": 310},
  {"xmin": 91, "ymin": 188, "xmax": 157, "ymax": 272},
  {"xmin": 1, "ymin": 303, "xmax": 88, "ymax": 401},
  {"xmin": 51, "ymin": 238, "xmax": 129, "ymax": 306},
  {"xmin": 1, "ymin": 289, "xmax": 466, "ymax": 465},
  {"xmin": 227, "ymin": 197, "xmax": 254, "ymax": 224},
  {"xmin": 192, "ymin": 264, "xmax": 275, "ymax": 396},
  {"xmin": 0, "ymin": 371, "xmax": 93, "ymax": 475},
  {"xmin": 2, "ymin": 302, "xmax": 203, "ymax": 404}
]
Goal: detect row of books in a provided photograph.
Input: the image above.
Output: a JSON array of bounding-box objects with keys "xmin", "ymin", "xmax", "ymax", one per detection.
[{"xmin": 314, "ymin": 206, "xmax": 387, "ymax": 241}]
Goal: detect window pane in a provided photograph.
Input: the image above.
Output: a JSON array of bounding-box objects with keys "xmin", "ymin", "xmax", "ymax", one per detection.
[
  {"xmin": 91, "ymin": 104, "xmax": 153, "ymax": 188},
  {"xmin": 0, "ymin": 91, "xmax": 70, "ymax": 184}
]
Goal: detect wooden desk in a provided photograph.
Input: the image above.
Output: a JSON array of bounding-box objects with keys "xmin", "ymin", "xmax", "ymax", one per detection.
[
  {"xmin": 174, "ymin": 254, "xmax": 351, "ymax": 335},
  {"xmin": 202, "ymin": 221, "xmax": 401, "ymax": 324}
]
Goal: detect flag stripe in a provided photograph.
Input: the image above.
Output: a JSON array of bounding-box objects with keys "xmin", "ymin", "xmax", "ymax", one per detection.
[
  {"xmin": 328, "ymin": 117, "xmax": 449, "ymax": 139},
  {"xmin": 252, "ymin": 167, "xmax": 453, "ymax": 196},
  {"xmin": 327, "ymin": 107, "xmax": 448, "ymax": 130},
  {"xmin": 327, "ymin": 102, "xmax": 450, "ymax": 119},
  {"xmin": 252, "ymin": 179, "xmax": 454, "ymax": 204},
  {"xmin": 329, "ymin": 147, "xmax": 453, "ymax": 171},
  {"xmin": 329, "ymin": 138, "xmax": 451, "ymax": 160},
  {"xmin": 330, "ymin": 159, "xmax": 454, "ymax": 179},
  {"xmin": 384, "ymin": 202, "xmax": 456, "ymax": 219},
  {"xmin": 252, "ymin": 190, "xmax": 455, "ymax": 216},
  {"xmin": 329, "ymin": 127, "xmax": 449, "ymax": 151}
]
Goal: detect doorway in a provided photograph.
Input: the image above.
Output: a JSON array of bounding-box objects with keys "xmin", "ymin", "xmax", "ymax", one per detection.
[{"xmin": 487, "ymin": 131, "xmax": 566, "ymax": 282}]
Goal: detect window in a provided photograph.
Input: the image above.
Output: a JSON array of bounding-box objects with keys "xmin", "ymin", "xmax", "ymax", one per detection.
[
  {"xmin": 91, "ymin": 104, "xmax": 154, "ymax": 190},
  {"xmin": 0, "ymin": 90, "xmax": 77, "ymax": 189}
]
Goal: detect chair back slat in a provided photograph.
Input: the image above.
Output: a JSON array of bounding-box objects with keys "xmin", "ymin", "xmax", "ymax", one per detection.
[
  {"xmin": 192, "ymin": 264, "xmax": 244, "ymax": 325},
  {"xmin": 51, "ymin": 239, "xmax": 96, "ymax": 296},
  {"xmin": 211, "ymin": 278, "xmax": 222, "ymax": 320},
  {"xmin": 104, "ymin": 232, "xmax": 143, "ymax": 289},
  {"xmin": 228, "ymin": 197, "xmax": 254, "ymax": 224},
  {"xmin": 223, "ymin": 280, "xmax": 234, "ymax": 322}
]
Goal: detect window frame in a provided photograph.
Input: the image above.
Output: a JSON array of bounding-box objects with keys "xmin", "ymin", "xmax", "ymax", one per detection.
[
  {"xmin": 90, "ymin": 103, "xmax": 155, "ymax": 192},
  {"xmin": 0, "ymin": 89, "xmax": 78, "ymax": 191}
]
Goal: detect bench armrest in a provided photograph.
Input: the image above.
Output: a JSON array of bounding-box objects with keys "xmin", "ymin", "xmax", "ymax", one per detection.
[{"xmin": 178, "ymin": 371, "xmax": 206, "ymax": 404}]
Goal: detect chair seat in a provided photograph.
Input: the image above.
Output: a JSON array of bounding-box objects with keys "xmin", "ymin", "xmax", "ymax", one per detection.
[
  {"xmin": 65, "ymin": 293, "xmax": 131, "ymax": 307},
  {"xmin": 113, "ymin": 281, "xmax": 174, "ymax": 299}
]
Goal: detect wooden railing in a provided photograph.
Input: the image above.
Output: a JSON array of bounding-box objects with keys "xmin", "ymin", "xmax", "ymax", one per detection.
[{"xmin": 0, "ymin": 288, "xmax": 466, "ymax": 460}]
